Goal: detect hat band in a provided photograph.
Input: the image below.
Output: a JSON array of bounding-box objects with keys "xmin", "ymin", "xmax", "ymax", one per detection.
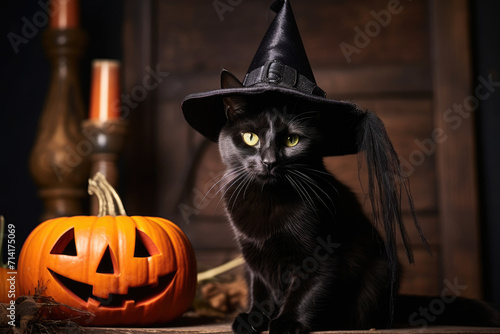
[{"xmin": 243, "ymin": 60, "xmax": 326, "ymax": 97}]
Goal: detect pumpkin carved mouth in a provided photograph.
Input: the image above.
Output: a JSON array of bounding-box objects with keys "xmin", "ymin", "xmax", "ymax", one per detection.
[{"xmin": 49, "ymin": 269, "xmax": 177, "ymax": 308}]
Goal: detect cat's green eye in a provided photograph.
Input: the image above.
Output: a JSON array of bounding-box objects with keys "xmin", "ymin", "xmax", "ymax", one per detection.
[
  {"xmin": 242, "ymin": 132, "xmax": 259, "ymax": 146},
  {"xmin": 285, "ymin": 134, "xmax": 300, "ymax": 147}
]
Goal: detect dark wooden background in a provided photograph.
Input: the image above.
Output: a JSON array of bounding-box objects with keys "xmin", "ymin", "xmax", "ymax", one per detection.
[
  {"xmin": 128, "ymin": 0, "xmax": 465, "ymax": 298},
  {"xmin": 154, "ymin": 0, "xmax": 438, "ymax": 294},
  {"xmin": 1, "ymin": 0, "xmax": 499, "ymax": 311}
]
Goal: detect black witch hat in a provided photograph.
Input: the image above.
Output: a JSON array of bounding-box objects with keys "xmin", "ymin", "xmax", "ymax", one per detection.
[
  {"xmin": 181, "ymin": 0, "xmax": 429, "ymax": 318},
  {"xmin": 182, "ymin": 0, "xmax": 365, "ymax": 156}
]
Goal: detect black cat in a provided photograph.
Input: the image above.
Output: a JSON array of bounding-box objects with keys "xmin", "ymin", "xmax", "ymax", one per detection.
[
  {"xmin": 180, "ymin": 0, "xmax": 499, "ymax": 331},
  {"xmin": 215, "ymin": 71, "xmax": 500, "ymax": 333}
]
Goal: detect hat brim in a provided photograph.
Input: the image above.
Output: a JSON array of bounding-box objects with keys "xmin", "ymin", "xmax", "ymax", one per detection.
[{"xmin": 181, "ymin": 84, "xmax": 365, "ymax": 156}]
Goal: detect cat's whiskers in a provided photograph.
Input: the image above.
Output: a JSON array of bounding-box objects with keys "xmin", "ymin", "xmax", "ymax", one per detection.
[
  {"xmin": 216, "ymin": 174, "xmax": 244, "ymax": 212},
  {"xmin": 289, "ymin": 170, "xmax": 336, "ymax": 216},
  {"xmin": 228, "ymin": 173, "xmax": 255, "ymax": 213},
  {"xmin": 200, "ymin": 166, "xmax": 247, "ymax": 205},
  {"xmin": 285, "ymin": 174, "xmax": 317, "ymax": 211},
  {"xmin": 217, "ymin": 171, "xmax": 253, "ymax": 213},
  {"xmin": 295, "ymin": 165, "xmax": 340, "ymax": 197},
  {"xmin": 242, "ymin": 173, "xmax": 255, "ymax": 200},
  {"xmin": 291, "ymin": 169, "xmax": 336, "ymax": 204},
  {"xmin": 209, "ymin": 168, "xmax": 246, "ymax": 210},
  {"xmin": 294, "ymin": 164, "xmax": 333, "ymax": 177}
]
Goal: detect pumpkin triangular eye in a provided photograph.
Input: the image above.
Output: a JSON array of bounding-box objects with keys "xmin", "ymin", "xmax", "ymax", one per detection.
[
  {"xmin": 97, "ymin": 246, "xmax": 116, "ymax": 274},
  {"xmin": 134, "ymin": 228, "xmax": 160, "ymax": 258},
  {"xmin": 50, "ymin": 228, "xmax": 77, "ymax": 256}
]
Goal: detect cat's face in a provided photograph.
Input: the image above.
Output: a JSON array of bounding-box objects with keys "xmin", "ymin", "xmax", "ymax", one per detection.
[
  {"xmin": 219, "ymin": 98, "xmax": 323, "ymax": 185},
  {"xmin": 217, "ymin": 71, "xmax": 324, "ymax": 188}
]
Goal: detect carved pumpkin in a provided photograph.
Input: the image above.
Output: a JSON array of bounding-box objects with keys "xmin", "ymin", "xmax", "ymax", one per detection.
[
  {"xmin": 1, "ymin": 216, "xmax": 11, "ymax": 304},
  {"xmin": 0, "ymin": 269, "xmax": 7, "ymax": 304},
  {"xmin": 18, "ymin": 173, "xmax": 197, "ymax": 326}
]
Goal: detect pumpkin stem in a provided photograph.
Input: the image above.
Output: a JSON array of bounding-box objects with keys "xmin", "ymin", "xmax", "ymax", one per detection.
[
  {"xmin": 0, "ymin": 216, "xmax": 7, "ymax": 268},
  {"xmin": 88, "ymin": 172, "xmax": 127, "ymax": 217}
]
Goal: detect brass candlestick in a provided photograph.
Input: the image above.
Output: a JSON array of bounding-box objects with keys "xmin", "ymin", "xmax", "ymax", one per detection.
[{"xmin": 29, "ymin": 27, "xmax": 89, "ymax": 221}]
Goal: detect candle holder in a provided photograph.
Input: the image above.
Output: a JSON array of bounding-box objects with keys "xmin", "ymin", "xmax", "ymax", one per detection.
[
  {"xmin": 29, "ymin": 27, "xmax": 89, "ymax": 222},
  {"xmin": 84, "ymin": 59, "xmax": 124, "ymax": 215},
  {"xmin": 82, "ymin": 120, "xmax": 127, "ymax": 215}
]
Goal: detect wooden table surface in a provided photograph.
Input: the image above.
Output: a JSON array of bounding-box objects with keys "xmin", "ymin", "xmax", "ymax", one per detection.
[{"xmin": 79, "ymin": 324, "xmax": 500, "ymax": 334}]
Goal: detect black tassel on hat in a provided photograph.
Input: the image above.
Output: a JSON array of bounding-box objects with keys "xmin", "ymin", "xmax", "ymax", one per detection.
[
  {"xmin": 182, "ymin": 0, "xmax": 430, "ymax": 323},
  {"xmin": 357, "ymin": 110, "xmax": 430, "ymax": 319}
]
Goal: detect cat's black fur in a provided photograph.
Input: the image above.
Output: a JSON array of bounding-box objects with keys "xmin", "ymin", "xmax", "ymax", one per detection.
[{"xmin": 216, "ymin": 72, "xmax": 499, "ymax": 333}]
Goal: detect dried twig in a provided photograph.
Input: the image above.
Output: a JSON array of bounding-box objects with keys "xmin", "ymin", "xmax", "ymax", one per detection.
[{"xmin": 0, "ymin": 282, "xmax": 92, "ymax": 334}]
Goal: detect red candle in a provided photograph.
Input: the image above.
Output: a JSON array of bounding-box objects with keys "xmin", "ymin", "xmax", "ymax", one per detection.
[
  {"xmin": 50, "ymin": 0, "xmax": 79, "ymax": 29},
  {"xmin": 89, "ymin": 60, "xmax": 121, "ymax": 121}
]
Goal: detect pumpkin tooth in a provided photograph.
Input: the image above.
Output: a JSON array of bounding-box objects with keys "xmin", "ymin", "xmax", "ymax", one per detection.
[{"xmin": 88, "ymin": 298, "xmax": 101, "ymax": 307}]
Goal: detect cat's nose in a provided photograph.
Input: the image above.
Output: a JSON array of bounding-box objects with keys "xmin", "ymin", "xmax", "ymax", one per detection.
[
  {"xmin": 261, "ymin": 158, "xmax": 276, "ymax": 171},
  {"xmin": 261, "ymin": 147, "xmax": 276, "ymax": 171}
]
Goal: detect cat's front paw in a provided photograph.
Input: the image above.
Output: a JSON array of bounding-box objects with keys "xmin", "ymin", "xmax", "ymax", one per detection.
[
  {"xmin": 269, "ymin": 317, "xmax": 308, "ymax": 334},
  {"xmin": 232, "ymin": 312, "xmax": 269, "ymax": 334}
]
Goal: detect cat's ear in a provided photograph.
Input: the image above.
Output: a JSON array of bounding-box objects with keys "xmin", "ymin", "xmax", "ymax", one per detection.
[
  {"xmin": 221, "ymin": 69, "xmax": 244, "ymax": 89},
  {"xmin": 221, "ymin": 70, "xmax": 247, "ymax": 120}
]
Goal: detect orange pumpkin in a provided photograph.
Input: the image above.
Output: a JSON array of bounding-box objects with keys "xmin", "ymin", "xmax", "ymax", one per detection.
[
  {"xmin": 1, "ymin": 216, "xmax": 12, "ymax": 304},
  {"xmin": 18, "ymin": 173, "xmax": 197, "ymax": 326}
]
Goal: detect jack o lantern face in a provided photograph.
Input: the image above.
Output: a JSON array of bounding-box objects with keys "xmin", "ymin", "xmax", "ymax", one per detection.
[
  {"xmin": 19, "ymin": 215, "xmax": 197, "ymax": 326},
  {"xmin": 37, "ymin": 216, "xmax": 179, "ymax": 310},
  {"xmin": 19, "ymin": 174, "xmax": 197, "ymax": 326},
  {"xmin": 47, "ymin": 225, "xmax": 177, "ymax": 308}
]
